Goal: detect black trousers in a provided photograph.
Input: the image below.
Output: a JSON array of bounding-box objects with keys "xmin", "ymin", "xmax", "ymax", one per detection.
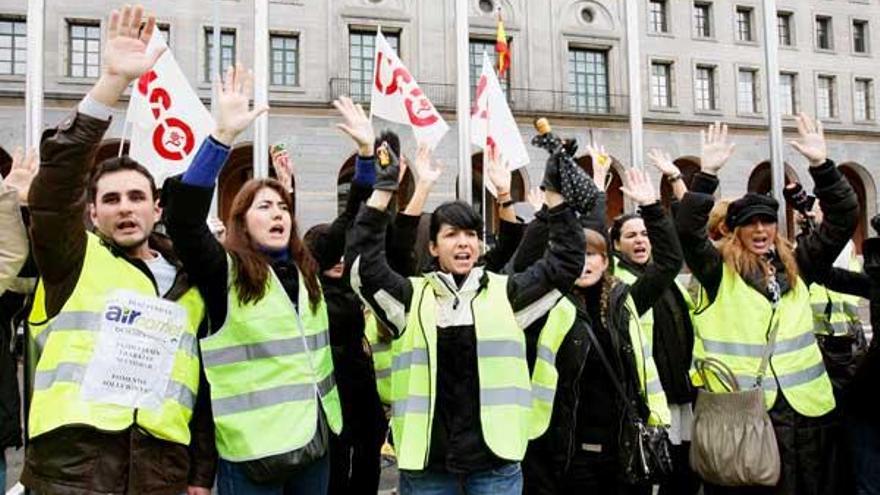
[
  {"xmin": 523, "ymin": 443, "xmax": 651, "ymax": 495},
  {"xmin": 658, "ymin": 441, "xmax": 701, "ymax": 495},
  {"xmin": 703, "ymin": 394, "xmax": 849, "ymax": 495}
]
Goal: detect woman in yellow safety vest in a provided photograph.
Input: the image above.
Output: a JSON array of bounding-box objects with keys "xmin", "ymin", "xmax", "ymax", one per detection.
[
  {"xmin": 516, "ymin": 167, "xmax": 682, "ymax": 495},
  {"xmin": 163, "ymin": 65, "xmax": 341, "ymax": 494},
  {"xmin": 675, "ymin": 117, "xmax": 858, "ymax": 495}
]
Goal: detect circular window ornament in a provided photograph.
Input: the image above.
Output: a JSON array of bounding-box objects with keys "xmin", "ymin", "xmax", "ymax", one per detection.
[
  {"xmin": 581, "ymin": 7, "xmax": 595, "ymax": 23},
  {"xmin": 478, "ymin": 0, "xmax": 495, "ymax": 14}
]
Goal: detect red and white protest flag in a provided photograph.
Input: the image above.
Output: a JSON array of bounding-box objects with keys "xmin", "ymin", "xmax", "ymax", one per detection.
[
  {"xmin": 470, "ymin": 52, "xmax": 529, "ymax": 172},
  {"xmin": 370, "ymin": 28, "xmax": 449, "ymax": 149},
  {"xmin": 126, "ymin": 31, "xmax": 214, "ymax": 185}
]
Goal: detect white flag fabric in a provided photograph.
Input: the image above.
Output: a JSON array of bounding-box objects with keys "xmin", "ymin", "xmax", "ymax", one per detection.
[
  {"xmin": 470, "ymin": 52, "xmax": 529, "ymax": 171},
  {"xmin": 370, "ymin": 29, "xmax": 449, "ymax": 149},
  {"xmin": 126, "ymin": 31, "xmax": 214, "ymax": 185}
]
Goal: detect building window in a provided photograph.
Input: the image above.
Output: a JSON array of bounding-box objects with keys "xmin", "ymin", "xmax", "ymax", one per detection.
[
  {"xmin": 0, "ymin": 18, "xmax": 26, "ymax": 76},
  {"xmin": 349, "ymin": 30, "xmax": 399, "ymax": 103},
  {"xmin": 737, "ymin": 68, "xmax": 758, "ymax": 114},
  {"xmin": 777, "ymin": 12, "xmax": 792, "ymax": 46},
  {"xmin": 650, "ymin": 61, "xmax": 673, "ymax": 108},
  {"xmin": 853, "ymin": 20, "xmax": 868, "ymax": 54},
  {"xmin": 694, "ymin": 2, "xmax": 712, "ymax": 38},
  {"xmin": 816, "ymin": 75, "xmax": 836, "ymax": 119},
  {"xmin": 468, "ymin": 39, "xmax": 510, "ymax": 99},
  {"xmin": 855, "ymin": 78, "xmax": 874, "ymax": 121},
  {"xmin": 695, "ymin": 65, "xmax": 717, "ymax": 111},
  {"xmin": 568, "ymin": 47, "xmax": 609, "ymax": 113},
  {"xmin": 779, "ymin": 72, "xmax": 797, "ymax": 115},
  {"xmin": 270, "ymin": 34, "xmax": 299, "ymax": 86},
  {"xmin": 649, "ymin": 1, "xmax": 668, "ymax": 33},
  {"xmin": 736, "ymin": 7, "xmax": 753, "ymax": 42},
  {"xmin": 816, "ymin": 16, "xmax": 832, "ymax": 50},
  {"xmin": 68, "ymin": 21, "xmax": 101, "ymax": 78},
  {"xmin": 205, "ymin": 28, "xmax": 236, "ymax": 81}
]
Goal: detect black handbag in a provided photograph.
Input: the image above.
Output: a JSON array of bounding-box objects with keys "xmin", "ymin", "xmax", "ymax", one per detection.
[
  {"xmin": 239, "ymin": 409, "xmax": 329, "ymax": 484},
  {"xmin": 582, "ymin": 321, "xmax": 673, "ymax": 485}
]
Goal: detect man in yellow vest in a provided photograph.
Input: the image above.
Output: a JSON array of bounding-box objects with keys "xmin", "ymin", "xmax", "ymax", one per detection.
[
  {"xmin": 346, "ymin": 142, "xmax": 585, "ymax": 494},
  {"xmin": 22, "ymin": 6, "xmax": 213, "ymax": 494}
]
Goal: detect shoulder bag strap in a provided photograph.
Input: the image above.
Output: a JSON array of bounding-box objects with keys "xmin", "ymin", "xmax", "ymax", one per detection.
[
  {"xmin": 582, "ymin": 320, "xmax": 644, "ymax": 423},
  {"xmin": 755, "ymin": 307, "xmax": 781, "ymax": 387}
]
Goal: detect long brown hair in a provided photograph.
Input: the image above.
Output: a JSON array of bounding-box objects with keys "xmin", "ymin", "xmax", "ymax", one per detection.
[
  {"xmin": 224, "ymin": 178, "xmax": 321, "ymax": 310},
  {"xmin": 583, "ymin": 229, "xmax": 618, "ymax": 327},
  {"xmin": 718, "ymin": 226, "xmax": 799, "ymax": 290}
]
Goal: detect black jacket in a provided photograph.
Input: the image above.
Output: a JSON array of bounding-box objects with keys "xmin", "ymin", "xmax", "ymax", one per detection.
[
  {"xmin": 675, "ymin": 161, "xmax": 858, "ymax": 304},
  {"xmin": 515, "ymin": 202, "xmax": 683, "ymax": 490},
  {"xmin": 345, "ymin": 202, "xmax": 584, "ymax": 474}
]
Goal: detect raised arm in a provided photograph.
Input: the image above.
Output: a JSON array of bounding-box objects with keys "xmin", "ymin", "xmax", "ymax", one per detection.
[
  {"xmin": 0, "ymin": 148, "xmax": 35, "ymax": 295},
  {"xmin": 29, "ymin": 6, "xmax": 163, "ymax": 315},
  {"xmin": 621, "ymin": 169, "xmax": 684, "ymax": 315},
  {"xmin": 164, "ymin": 64, "xmax": 267, "ymax": 330},
  {"xmin": 346, "ymin": 145, "xmax": 414, "ymax": 338},
  {"xmin": 787, "ymin": 113, "xmax": 859, "ymax": 285},
  {"xmin": 675, "ymin": 122, "xmax": 735, "ymax": 302},
  {"xmin": 648, "ymin": 148, "xmax": 687, "ymax": 201}
]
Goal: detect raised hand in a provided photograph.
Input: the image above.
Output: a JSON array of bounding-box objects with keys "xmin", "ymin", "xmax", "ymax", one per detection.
[
  {"xmin": 373, "ymin": 141, "xmax": 401, "ymax": 192},
  {"xmin": 621, "ymin": 168, "xmax": 657, "ymax": 207},
  {"xmin": 486, "ymin": 147, "xmax": 512, "ymax": 197},
  {"xmin": 647, "ymin": 148, "xmax": 678, "ymax": 177},
  {"xmin": 333, "ymin": 96, "xmax": 375, "ymax": 157},
  {"xmin": 700, "ymin": 122, "xmax": 735, "ymax": 175},
  {"xmin": 270, "ymin": 145, "xmax": 294, "ymax": 191},
  {"xmin": 411, "ymin": 142, "xmax": 444, "ymax": 185},
  {"xmin": 790, "ymin": 112, "xmax": 827, "ymax": 167},
  {"xmin": 102, "ymin": 5, "xmax": 165, "ymax": 82},
  {"xmin": 213, "ymin": 64, "xmax": 270, "ymax": 146},
  {"xmin": 2, "ymin": 146, "xmax": 38, "ymax": 204}
]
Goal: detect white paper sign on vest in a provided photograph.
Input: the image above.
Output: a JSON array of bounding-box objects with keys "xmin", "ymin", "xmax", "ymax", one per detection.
[
  {"xmin": 81, "ymin": 290, "xmax": 187, "ymax": 410},
  {"xmin": 125, "ymin": 31, "xmax": 214, "ymax": 186},
  {"xmin": 370, "ymin": 29, "xmax": 449, "ymax": 149},
  {"xmin": 470, "ymin": 52, "xmax": 529, "ymax": 172}
]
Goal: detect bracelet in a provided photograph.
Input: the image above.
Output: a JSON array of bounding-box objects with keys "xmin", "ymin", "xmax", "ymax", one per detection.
[
  {"xmin": 667, "ymin": 173, "xmax": 683, "ymax": 183},
  {"xmin": 500, "ymin": 199, "xmax": 515, "ymax": 209}
]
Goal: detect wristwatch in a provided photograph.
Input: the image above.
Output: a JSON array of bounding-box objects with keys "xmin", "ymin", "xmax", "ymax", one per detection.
[
  {"xmin": 500, "ymin": 199, "xmax": 515, "ymax": 209},
  {"xmin": 666, "ymin": 173, "xmax": 683, "ymax": 183}
]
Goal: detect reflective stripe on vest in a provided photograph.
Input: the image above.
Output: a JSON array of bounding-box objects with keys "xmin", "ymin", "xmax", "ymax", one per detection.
[
  {"xmin": 528, "ymin": 297, "xmax": 576, "ymax": 438},
  {"xmin": 366, "ymin": 314, "xmax": 394, "ymax": 405},
  {"xmin": 389, "ymin": 272, "xmax": 533, "ymax": 470},
  {"xmin": 809, "ymin": 284, "xmax": 863, "ymax": 337},
  {"xmin": 27, "ymin": 232, "xmax": 204, "ymax": 445},
  {"xmin": 693, "ymin": 264, "xmax": 834, "ymax": 417},
  {"xmin": 200, "ymin": 259, "xmax": 342, "ymax": 461},
  {"xmin": 623, "ymin": 296, "xmax": 671, "ymax": 426}
]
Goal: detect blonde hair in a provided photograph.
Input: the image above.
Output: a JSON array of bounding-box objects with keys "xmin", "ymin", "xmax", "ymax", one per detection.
[
  {"xmin": 718, "ymin": 227, "xmax": 799, "ymax": 290},
  {"xmin": 707, "ymin": 199, "xmax": 732, "ymax": 242}
]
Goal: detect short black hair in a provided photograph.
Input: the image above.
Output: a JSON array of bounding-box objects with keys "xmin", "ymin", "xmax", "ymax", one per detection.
[
  {"xmin": 88, "ymin": 156, "xmax": 159, "ymax": 204},
  {"xmin": 303, "ymin": 223, "xmax": 330, "ymax": 254},
  {"xmin": 375, "ymin": 130, "xmax": 400, "ymax": 158},
  {"xmin": 609, "ymin": 212, "xmax": 642, "ymax": 243},
  {"xmin": 429, "ymin": 201, "xmax": 483, "ymax": 242}
]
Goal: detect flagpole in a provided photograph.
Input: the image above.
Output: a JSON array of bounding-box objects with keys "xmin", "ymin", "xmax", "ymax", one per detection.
[
  {"xmin": 253, "ymin": 0, "xmax": 270, "ymax": 179},
  {"xmin": 210, "ymin": 0, "xmax": 221, "ymax": 216},
  {"xmin": 25, "ymin": 0, "xmax": 44, "ymax": 154},
  {"xmin": 624, "ymin": 0, "xmax": 643, "ymax": 170},
  {"xmin": 762, "ymin": 0, "xmax": 787, "ymax": 235},
  {"xmin": 454, "ymin": 0, "xmax": 472, "ymax": 204}
]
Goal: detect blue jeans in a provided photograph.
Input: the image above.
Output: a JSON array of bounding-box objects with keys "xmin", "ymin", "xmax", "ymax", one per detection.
[
  {"xmin": 217, "ymin": 455, "xmax": 329, "ymax": 495},
  {"xmin": 399, "ymin": 462, "xmax": 522, "ymax": 495},
  {"xmin": 1, "ymin": 449, "xmax": 6, "ymax": 491}
]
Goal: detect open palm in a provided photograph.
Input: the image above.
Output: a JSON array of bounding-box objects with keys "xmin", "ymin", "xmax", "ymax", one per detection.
[
  {"xmin": 790, "ymin": 113, "xmax": 827, "ymax": 166},
  {"xmin": 412, "ymin": 143, "xmax": 443, "ymax": 184},
  {"xmin": 103, "ymin": 6, "xmax": 164, "ymax": 82},
  {"xmin": 621, "ymin": 168, "xmax": 656, "ymax": 206},
  {"xmin": 214, "ymin": 64, "xmax": 269, "ymax": 145},
  {"xmin": 3, "ymin": 146, "xmax": 37, "ymax": 204},
  {"xmin": 700, "ymin": 122, "xmax": 735, "ymax": 174}
]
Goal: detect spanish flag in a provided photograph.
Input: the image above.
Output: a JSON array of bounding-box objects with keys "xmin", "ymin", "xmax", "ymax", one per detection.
[{"xmin": 495, "ymin": 9, "xmax": 510, "ymax": 77}]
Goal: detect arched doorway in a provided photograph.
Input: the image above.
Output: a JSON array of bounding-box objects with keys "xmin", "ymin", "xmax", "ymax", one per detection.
[
  {"xmin": 0, "ymin": 147, "xmax": 12, "ymax": 177},
  {"xmin": 469, "ymin": 152, "xmax": 527, "ymax": 242},
  {"xmin": 337, "ymin": 153, "xmax": 415, "ymax": 215},
  {"xmin": 747, "ymin": 161, "xmax": 799, "ymax": 239},
  {"xmin": 575, "ymin": 154, "xmax": 624, "ymax": 227},
  {"xmin": 217, "ymin": 144, "xmax": 290, "ymax": 222},
  {"xmin": 839, "ymin": 163, "xmax": 873, "ymax": 254},
  {"xmin": 660, "ymin": 157, "xmax": 700, "ymax": 210}
]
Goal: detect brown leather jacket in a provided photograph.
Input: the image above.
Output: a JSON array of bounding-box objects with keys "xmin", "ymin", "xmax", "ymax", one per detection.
[{"xmin": 22, "ymin": 109, "xmax": 216, "ymax": 494}]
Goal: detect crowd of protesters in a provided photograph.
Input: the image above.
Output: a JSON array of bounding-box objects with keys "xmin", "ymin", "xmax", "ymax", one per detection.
[{"xmin": 1, "ymin": 4, "xmax": 879, "ymax": 495}]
